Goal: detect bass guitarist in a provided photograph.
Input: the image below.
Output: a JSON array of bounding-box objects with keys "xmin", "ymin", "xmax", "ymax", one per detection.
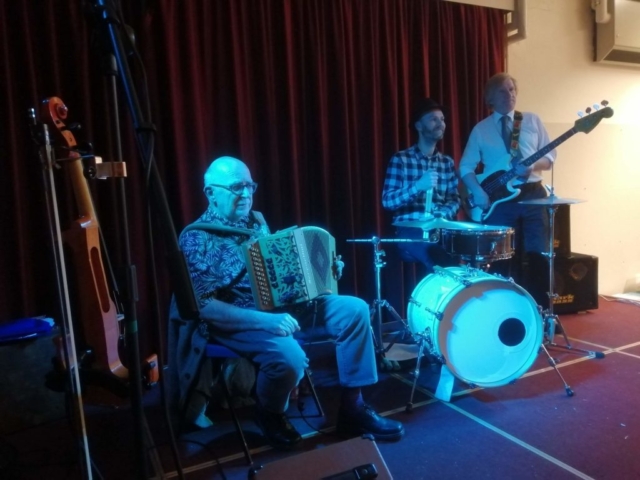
[{"xmin": 458, "ymin": 72, "xmax": 556, "ymax": 284}]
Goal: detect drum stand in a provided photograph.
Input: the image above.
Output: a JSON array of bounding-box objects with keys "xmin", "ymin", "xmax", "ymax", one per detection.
[
  {"xmin": 539, "ymin": 200, "xmax": 605, "ymax": 357},
  {"xmin": 346, "ymin": 237, "xmax": 421, "ymax": 371},
  {"xmin": 520, "ymin": 193, "xmax": 605, "ymax": 396}
]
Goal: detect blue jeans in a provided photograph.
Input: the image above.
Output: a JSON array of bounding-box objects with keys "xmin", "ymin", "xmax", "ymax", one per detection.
[{"xmin": 211, "ymin": 294, "xmax": 376, "ymax": 413}]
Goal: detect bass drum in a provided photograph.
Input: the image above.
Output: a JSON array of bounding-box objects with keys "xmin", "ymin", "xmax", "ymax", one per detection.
[{"xmin": 408, "ymin": 266, "xmax": 542, "ymax": 388}]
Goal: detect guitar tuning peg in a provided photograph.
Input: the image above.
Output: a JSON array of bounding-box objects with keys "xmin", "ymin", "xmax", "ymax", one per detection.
[
  {"xmin": 593, "ymin": 104, "xmax": 600, "ymax": 111},
  {"xmin": 601, "ymin": 100, "xmax": 609, "ymax": 106},
  {"xmin": 585, "ymin": 107, "xmax": 592, "ymax": 114},
  {"xmin": 577, "ymin": 111, "xmax": 584, "ymax": 118}
]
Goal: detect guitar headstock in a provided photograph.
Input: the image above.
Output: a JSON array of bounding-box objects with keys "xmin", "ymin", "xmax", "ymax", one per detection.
[{"xmin": 574, "ymin": 100, "xmax": 614, "ymax": 134}]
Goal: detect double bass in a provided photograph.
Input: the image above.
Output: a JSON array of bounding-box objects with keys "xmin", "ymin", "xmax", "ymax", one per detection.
[{"xmin": 41, "ymin": 97, "xmax": 157, "ymax": 403}]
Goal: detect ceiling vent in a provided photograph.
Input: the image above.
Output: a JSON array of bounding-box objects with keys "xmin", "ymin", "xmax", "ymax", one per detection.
[{"xmin": 594, "ymin": 0, "xmax": 640, "ymax": 66}]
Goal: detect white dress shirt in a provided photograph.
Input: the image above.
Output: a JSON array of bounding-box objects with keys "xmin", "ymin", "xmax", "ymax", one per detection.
[{"xmin": 459, "ymin": 110, "xmax": 556, "ymax": 185}]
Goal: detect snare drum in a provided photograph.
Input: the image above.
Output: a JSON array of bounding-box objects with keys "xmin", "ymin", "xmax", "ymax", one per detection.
[
  {"xmin": 441, "ymin": 224, "xmax": 514, "ymax": 263},
  {"xmin": 407, "ymin": 266, "xmax": 542, "ymax": 388}
]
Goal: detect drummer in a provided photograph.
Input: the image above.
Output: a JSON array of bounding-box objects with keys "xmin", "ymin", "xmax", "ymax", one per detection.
[{"xmin": 382, "ymin": 97, "xmax": 461, "ymax": 273}]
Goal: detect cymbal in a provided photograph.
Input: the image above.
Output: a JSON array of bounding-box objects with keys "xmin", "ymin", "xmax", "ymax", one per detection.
[{"xmin": 519, "ymin": 196, "xmax": 585, "ymax": 206}]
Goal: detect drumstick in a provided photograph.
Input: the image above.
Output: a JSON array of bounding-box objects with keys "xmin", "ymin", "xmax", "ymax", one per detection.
[{"xmin": 425, "ymin": 188, "xmax": 433, "ymax": 217}]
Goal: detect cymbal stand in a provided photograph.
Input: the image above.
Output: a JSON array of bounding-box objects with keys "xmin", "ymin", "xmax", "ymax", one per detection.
[
  {"xmin": 541, "ymin": 199, "xmax": 605, "ymax": 361},
  {"xmin": 346, "ymin": 237, "xmax": 417, "ymax": 369}
]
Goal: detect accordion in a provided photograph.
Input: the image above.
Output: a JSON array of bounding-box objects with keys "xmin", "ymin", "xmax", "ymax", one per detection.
[{"xmin": 242, "ymin": 226, "xmax": 339, "ymax": 310}]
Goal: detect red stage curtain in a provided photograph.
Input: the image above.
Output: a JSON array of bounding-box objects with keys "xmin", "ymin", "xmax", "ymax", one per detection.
[{"xmin": 0, "ymin": 0, "xmax": 505, "ymax": 356}]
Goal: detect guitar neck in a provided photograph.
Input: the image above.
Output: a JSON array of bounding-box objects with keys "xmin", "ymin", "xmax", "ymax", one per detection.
[{"xmin": 497, "ymin": 127, "xmax": 577, "ymax": 187}]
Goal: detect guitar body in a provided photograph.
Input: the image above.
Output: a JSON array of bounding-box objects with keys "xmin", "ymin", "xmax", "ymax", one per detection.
[{"xmin": 460, "ymin": 104, "xmax": 615, "ymax": 223}]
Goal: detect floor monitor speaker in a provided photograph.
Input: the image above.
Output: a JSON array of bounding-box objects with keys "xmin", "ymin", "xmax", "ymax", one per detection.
[{"xmin": 248, "ymin": 435, "xmax": 392, "ymax": 479}]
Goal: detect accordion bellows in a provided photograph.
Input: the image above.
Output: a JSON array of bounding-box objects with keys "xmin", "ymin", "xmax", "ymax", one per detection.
[{"xmin": 242, "ymin": 226, "xmax": 339, "ymax": 310}]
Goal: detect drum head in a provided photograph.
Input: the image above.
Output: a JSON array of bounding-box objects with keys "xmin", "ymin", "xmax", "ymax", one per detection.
[{"xmin": 438, "ymin": 278, "xmax": 542, "ymax": 388}]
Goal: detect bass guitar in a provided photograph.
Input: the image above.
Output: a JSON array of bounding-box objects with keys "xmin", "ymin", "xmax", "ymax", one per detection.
[{"xmin": 461, "ymin": 104, "xmax": 614, "ymax": 222}]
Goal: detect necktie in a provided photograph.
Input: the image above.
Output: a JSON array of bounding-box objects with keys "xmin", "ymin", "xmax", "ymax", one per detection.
[{"xmin": 501, "ymin": 115, "xmax": 511, "ymax": 152}]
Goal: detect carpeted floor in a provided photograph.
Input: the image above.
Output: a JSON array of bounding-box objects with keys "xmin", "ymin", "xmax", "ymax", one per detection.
[{"xmin": 2, "ymin": 295, "xmax": 639, "ymax": 479}]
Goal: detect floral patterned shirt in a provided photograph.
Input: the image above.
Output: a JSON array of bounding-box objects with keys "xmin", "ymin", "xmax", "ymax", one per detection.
[{"xmin": 179, "ymin": 206, "xmax": 269, "ymax": 308}]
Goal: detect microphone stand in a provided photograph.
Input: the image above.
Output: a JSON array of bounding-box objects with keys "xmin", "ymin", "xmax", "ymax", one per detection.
[
  {"xmin": 100, "ymin": 51, "xmax": 167, "ymax": 479},
  {"xmin": 86, "ymin": 1, "xmax": 200, "ymax": 478}
]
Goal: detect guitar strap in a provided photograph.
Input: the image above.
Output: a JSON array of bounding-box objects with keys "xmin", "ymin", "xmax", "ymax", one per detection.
[
  {"xmin": 508, "ymin": 111, "xmax": 523, "ymax": 160},
  {"xmin": 509, "ymin": 111, "xmax": 530, "ymax": 183}
]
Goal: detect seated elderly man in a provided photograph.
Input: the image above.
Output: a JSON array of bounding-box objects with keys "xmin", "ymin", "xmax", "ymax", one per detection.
[{"xmin": 168, "ymin": 156, "xmax": 404, "ymax": 449}]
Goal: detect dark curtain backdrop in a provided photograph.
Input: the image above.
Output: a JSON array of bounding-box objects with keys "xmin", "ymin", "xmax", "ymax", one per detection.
[{"xmin": 0, "ymin": 0, "xmax": 505, "ymax": 358}]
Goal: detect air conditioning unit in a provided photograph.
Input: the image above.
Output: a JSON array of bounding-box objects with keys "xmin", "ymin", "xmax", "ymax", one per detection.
[{"xmin": 594, "ymin": 0, "xmax": 640, "ymax": 66}]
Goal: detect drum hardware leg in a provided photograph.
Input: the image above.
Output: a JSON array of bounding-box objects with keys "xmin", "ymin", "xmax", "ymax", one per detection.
[
  {"xmin": 539, "ymin": 342, "xmax": 574, "ymax": 397},
  {"xmin": 376, "ymin": 300, "xmax": 415, "ymax": 355},
  {"xmin": 544, "ymin": 312, "xmax": 605, "ymax": 360},
  {"xmin": 539, "ymin": 203, "xmax": 605, "ymax": 362},
  {"xmin": 369, "ymin": 299, "xmax": 415, "ymax": 372},
  {"xmin": 406, "ymin": 334, "xmax": 427, "ymax": 413},
  {"xmin": 406, "ymin": 329, "xmax": 445, "ymax": 412},
  {"xmin": 362, "ymin": 236, "xmax": 416, "ymax": 372}
]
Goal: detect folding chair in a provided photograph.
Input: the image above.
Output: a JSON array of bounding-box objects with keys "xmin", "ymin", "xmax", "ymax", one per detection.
[{"xmin": 205, "ymin": 340, "xmax": 324, "ymax": 464}]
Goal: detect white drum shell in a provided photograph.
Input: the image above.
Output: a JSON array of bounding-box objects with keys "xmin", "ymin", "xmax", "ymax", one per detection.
[{"xmin": 408, "ymin": 266, "xmax": 542, "ymax": 388}]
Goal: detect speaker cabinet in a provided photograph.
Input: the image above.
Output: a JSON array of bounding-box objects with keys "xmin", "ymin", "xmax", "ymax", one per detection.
[
  {"xmin": 249, "ymin": 436, "xmax": 392, "ymax": 479},
  {"xmin": 526, "ymin": 252, "xmax": 599, "ymax": 314},
  {"xmin": 0, "ymin": 332, "xmax": 65, "ymax": 435}
]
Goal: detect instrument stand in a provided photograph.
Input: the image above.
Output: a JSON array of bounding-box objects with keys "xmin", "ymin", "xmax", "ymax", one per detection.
[
  {"xmin": 540, "ymin": 200, "xmax": 605, "ymax": 362},
  {"xmin": 347, "ymin": 237, "xmax": 417, "ymax": 372},
  {"xmin": 87, "ymin": 3, "xmax": 202, "ymax": 479},
  {"xmin": 405, "ymin": 329, "xmax": 444, "ymax": 412},
  {"xmin": 368, "ymin": 237, "xmax": 416, "ymax": 371},
  {"xmin": 30, "ymin": 115, "xmax": 94, "ymax": 479}
]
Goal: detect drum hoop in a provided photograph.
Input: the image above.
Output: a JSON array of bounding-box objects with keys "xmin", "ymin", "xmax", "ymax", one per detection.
[
  {"xmin": 441, "ymin": 226, "xmax": 514, "ymax": 236},
  {"xmin": 408, "ymin": 267, "xmax": 543, "ymax": 387}
]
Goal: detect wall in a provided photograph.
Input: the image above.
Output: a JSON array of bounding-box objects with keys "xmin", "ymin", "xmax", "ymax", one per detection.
[{"xmin": 507, "ymin": 0, "xmax": 640, "ymax": 295}]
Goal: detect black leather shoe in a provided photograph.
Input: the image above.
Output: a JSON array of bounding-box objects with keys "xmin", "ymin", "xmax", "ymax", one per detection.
[
  {"xmin": 336, "ymin": 404, "xmax": 404, "ymax": 441},
  {"xmin": 255, "ymin": 408, "xmax": 302, "ymax": 450}
]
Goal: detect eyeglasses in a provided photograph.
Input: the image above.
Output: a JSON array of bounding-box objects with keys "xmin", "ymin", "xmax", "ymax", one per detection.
[{"xmin": 207, "ymin": 182, "xmax": 258, "ymax": 195}]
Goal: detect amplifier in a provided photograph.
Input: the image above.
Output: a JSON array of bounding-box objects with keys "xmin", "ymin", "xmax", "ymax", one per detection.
[
  {"xmin": 526, "ymin": 252, "xmax": 599, "ymax": 314},
  {"xmin": 243, "ymin": 226, "xmax": 339, "ymax": 310}
]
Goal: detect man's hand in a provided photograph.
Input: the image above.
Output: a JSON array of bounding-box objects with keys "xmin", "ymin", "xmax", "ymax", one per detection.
[
  {"xmin": 514, "ymin": 164, "xmax": 532, "ymax": 178},
  {"xmin": 471, "ymin": 188, "xmax": 490, "ymax": 210},
  {"xmin": 415, "ymin": 170, "xmax": 438, "ymax": 191},
  {"xmin": 263, "ymin": 312, "xmax": 300, "ymax": 337}
]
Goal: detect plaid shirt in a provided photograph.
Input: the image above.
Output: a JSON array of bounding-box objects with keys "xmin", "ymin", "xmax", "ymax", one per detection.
[{"xmin": 382, "ymin": 145, "xmax": 460, "ymax": 222}]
